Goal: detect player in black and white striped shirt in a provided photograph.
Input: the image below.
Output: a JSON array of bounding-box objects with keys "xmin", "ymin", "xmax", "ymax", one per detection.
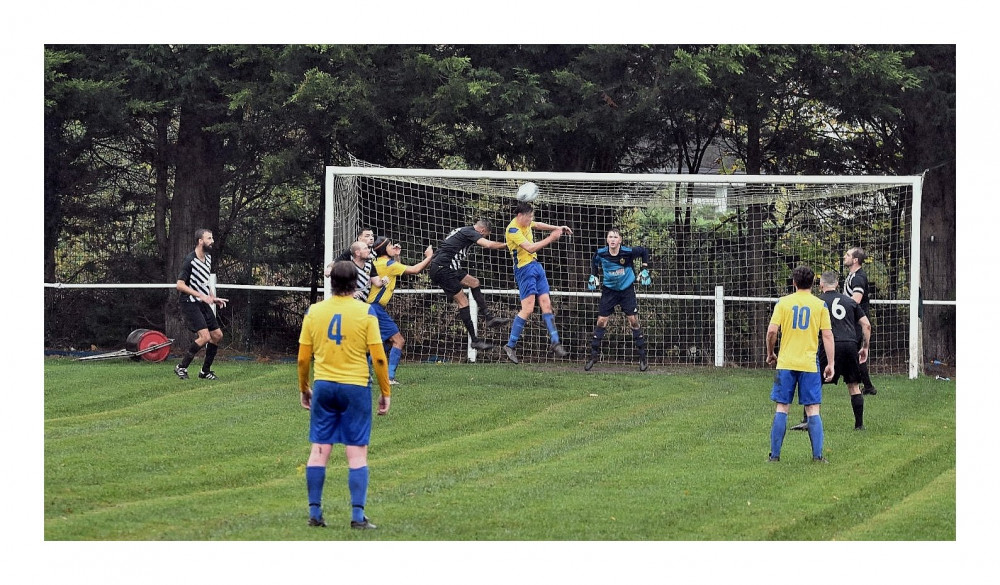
[
  {"xmin": 324, "ymin": 228, "xmax": 385, "ymax": 300},
  {"xmin": 843, "ymin": 247, "xmax": 877, "ymax": 395},
  {"xmin": 175, "ymin": 229, "xmax": 229, "ymax": 380},
  {"xmin": 428, "ymin": 220, "xmax": 509, "ymax": 351}
]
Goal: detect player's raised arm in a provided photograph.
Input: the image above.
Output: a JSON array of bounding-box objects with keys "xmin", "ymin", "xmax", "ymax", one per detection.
[
  {"xmin": 477, "ymin": 237, "xmax": 507, "ymax": 251},
  {"xmin": 518, "ymin": 227, "xmax": 562, "ymax": 254},
  {"xmin": 402, "ymin": 244, "xmax": 434, "ymax": 275}
]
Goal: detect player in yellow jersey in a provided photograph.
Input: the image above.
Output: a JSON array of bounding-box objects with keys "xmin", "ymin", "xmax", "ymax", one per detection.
[
  {"xmin": 765, "ymin": 265, "xmax": 835, "ymax": 463},
  {"xmin": 502, "ymin": 200, "xmax": 574, "ymax": 363},
  {"xmin": 298, "ymin": 260, "xmax": 392, "ymax": 530},
  {"xmin": 366, "ymin": 236, "xmax": 433, "ymax": 384}
]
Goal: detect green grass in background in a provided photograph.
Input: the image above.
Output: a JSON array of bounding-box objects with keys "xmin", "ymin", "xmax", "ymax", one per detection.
[{"xmin": 44, "ymin": 358, "xmax": 955, "ymax": 540}]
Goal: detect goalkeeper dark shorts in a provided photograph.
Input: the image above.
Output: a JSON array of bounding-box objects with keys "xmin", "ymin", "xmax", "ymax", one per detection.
[
  {"xmin": 429, "ymin": 263, "xmax": 469, "ymax": 297},
  {"xmin": 180, "ymin": 300, "xmax": 220, "ymax": 332},
  {"xmin": 598, "ymin": 287, "xmax": 638, "ymax": 317}
]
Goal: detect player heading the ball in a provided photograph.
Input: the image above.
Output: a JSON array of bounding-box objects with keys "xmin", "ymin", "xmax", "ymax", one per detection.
[{"xmin": 502, "ymin": 199, "xmax": 573, "ymax": 364}]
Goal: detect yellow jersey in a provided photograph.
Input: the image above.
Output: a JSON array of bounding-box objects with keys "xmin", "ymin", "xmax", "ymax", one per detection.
[
  {"xmin": 298, "ymin": 295, "xmax": 382, "ymax": 386},
  {"xmin": 769, "ymin": 290, "xmax": 832, "ymax": 372},
  {"xmin": 366, "ymin": 256, "xmax": 408, "ymax": 307},
  {"xmin": 505, "ymin": 219, "xmax": 537, "ymax": 268}
]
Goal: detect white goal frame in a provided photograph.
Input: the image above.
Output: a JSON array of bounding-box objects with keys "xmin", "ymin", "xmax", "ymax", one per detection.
[{"xmin": 326, "ymin": 166, "xmax": 923, "ymax": 379}]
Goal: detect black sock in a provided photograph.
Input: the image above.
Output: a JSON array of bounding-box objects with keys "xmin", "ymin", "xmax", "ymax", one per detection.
[
  {"xmin": 179, "ymin": 342, "xmax": 202, "ymax": 369},
  {"xmin": 631, "ymin": 326, "xmax": 647, "ymax": 356},
  {"xmin": 851, "ymin": 393, "xmax": 865, "ymax": 427},
  {"xmin": 203, "ymin": 343, "xmax": 218, "ymax": 371},
  {"xmin": 458, "ymin": 306, "xmax": 478, "ymax": 342},
  {"xmin": 470, "ymin": 287, "xmax": 490, "ymax": 318},
  {"xmin": 590, "ymin": 326, "xmax": 606, "ymax": 355},
  {"xmin": 859, "ymin": 361, "xmax": 874, "ymax": 388}
]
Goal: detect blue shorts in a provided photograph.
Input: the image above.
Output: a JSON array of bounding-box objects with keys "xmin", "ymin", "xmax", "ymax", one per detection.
[
  {"xmin": 514, "ymin": 261, "xmax": 551, "ymax": 300},
  {"xmin": 770, "ymin": 369, "xmax": 823, "ymax": 406},
  {"xmin": 309, "ymin": 380, "xmax": 373, "ymax": 446},
  {"xmin": 370, "ymin": 303, "xmax": 400, "ymax": 341},
  {"xmin": 598, "ymin": 287, "xmax": 638, "ymax": 317}
]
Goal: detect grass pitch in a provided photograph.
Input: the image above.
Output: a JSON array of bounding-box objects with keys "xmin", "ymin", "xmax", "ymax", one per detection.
[{"xmin": 44, "ymin": 357, "xmax": 955, "ymax": 541}]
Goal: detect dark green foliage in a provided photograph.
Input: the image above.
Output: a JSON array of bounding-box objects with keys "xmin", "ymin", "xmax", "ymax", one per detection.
[{"xmin": 43, "ymin": 44, "xmax": 955, "ymax": 362}]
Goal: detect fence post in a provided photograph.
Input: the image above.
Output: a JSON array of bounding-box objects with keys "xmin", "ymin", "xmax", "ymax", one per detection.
[
  {"xmin": 715, "ymin": 285, "xmax": 725, "ymax": 367},
  {"xmin": 467, "ymin": 288, "xmax": 479, "ymax": 363}
]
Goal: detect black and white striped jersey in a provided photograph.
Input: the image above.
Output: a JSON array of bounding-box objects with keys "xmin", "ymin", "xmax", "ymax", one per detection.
[
  {"xmin": 844, "ymin": 267, "xmax": 871, "ymax": 313},
  {"xmin": 353, "ymin": 257, "xmax": 374, "ymax": 301},
  {"xmin": 432, "ymin": 226, "xmax": 481, "ymax": 271},
  {"xmin": 177, "ymin": 251, "xmax": 212, "ymax": 303}
]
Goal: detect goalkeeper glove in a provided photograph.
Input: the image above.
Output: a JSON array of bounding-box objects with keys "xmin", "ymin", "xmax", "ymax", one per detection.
[
  {"xmin": 639, "ymin": 269, "xmax": 651, "ymax": 286},
  {"xmin": 587, "ymin": 275, "xmax": 599, "ymax": 291}
]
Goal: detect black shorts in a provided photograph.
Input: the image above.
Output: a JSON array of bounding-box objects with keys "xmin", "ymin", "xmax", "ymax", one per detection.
[
  {"xmin": 819, "ymin": 341, "xmax": 862, "ymax": 385},
  {"xmin": 180, "ymin": 300, "xmax": 220, "ymax": 332},
  {"xmin": 598, "ymin": 287, "xmax": 638, "ymax": 317},
  {"xmin": 429, "ymin": 263, "xmax": 469, "ymax": 297}
]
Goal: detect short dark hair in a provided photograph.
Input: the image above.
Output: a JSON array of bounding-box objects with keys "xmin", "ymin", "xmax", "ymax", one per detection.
[
  {"xmin": 330, "ymin": 261, "xmax": 358, "ymax": 296},
  {"xmin": 792, "ymin": 265, "xmax": 815, "ymax": 290},
  {"xmin": 514, "ymin": 201, "xmax": 534, "ymax": 216},
  {"xmin": 194, "ymin": 228, "xmax": 212, "ymax": 243},
  {"xmin": 607, "ymin": 228, "xmax": 622, "ymax": 238},
  {"xmin": 849, "ymin": 247, "xmax": 868, "ymax": 264},
  {"xmin": 372, "ymin": 236, "xmax": 391, "ymax": 256},
  {"xmin": 358, "ymin": 227, "xmax": 374, "ymax": 237}
]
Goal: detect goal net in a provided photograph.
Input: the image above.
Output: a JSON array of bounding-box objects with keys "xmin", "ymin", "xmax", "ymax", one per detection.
[{"xmin": 327, "ymin": 161, "xmax": 922, "ymax": 378}]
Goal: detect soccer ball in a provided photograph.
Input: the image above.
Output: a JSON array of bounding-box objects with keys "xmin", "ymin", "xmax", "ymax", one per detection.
[{"xmin": 516, "ymin": 182, "xmax": 540, "ymax": 202}]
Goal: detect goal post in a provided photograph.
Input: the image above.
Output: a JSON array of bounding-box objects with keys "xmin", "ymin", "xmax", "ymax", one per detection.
[{"xmin": 326, "ymin": 164, "xmax": 923, "ymax": 378}]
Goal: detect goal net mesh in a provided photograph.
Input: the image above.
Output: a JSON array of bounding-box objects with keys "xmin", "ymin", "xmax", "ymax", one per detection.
[{"xmin": 331, "ymin": 158, "xmax": 915, "ymax": 373}]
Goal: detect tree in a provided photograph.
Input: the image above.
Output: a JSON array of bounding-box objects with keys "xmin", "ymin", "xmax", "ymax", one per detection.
[
  {"xmin": 44, "ymin": 47, "xmax": 129, "ymax": 282},
  {"xmin": 899, "ymin": 45, "xmax": 956, "ymax": 364}
]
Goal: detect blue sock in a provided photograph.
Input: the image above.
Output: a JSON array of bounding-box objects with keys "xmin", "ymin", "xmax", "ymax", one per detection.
[
  {"xmin": 770, "ymin": 412, "xmax": 788, "ymax": 458},
  {"xmin": 807, "ymin": 414, "xmax": 825, "ymax": 458},
  {"xmin": 542, "ymin": 313, "xmax": 559, "ymax": 343},
  {"xmin": 306, "ymin": 465, "xmax": 326, "ymax": 520},
  {"xmin": 348, "ymin": 466, "xmax": 369, "ymax": 523},
  {"xmin": 507, "ymin": 315, "xmax": 527, "ymax": 347},
  {"xmin": 388, "ymin": 347, "xmax": 402, "ymax": 379}
]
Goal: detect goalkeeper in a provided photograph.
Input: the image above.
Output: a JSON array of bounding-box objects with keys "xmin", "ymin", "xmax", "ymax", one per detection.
[{"xmin": 584, "ymin": 228, "xmax": 651, "ymax": 372}]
